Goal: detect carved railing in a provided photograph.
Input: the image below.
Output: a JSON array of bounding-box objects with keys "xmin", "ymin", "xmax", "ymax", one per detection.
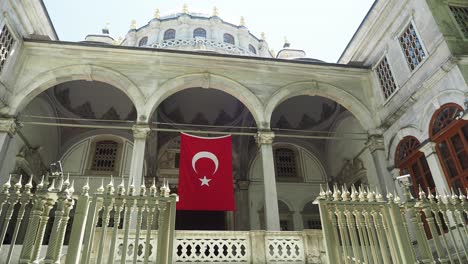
[
  {"xmin": 316, "ymin": 184, "xmax": 468, "ymax": 264},
  {"xmin": 90, "ymin": 229, "xmax": 324, "ymax": 263},
  {"xmin": 150, "ymin": 38, "xmax": 254, "ymax": 56},
  {"xmin": 0, "ymin": 175, "xmax": 177, "ymax": 264}
]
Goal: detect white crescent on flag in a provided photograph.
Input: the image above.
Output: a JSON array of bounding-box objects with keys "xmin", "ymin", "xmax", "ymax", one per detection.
[{"xmin": 191, "ymin": 151, "xmax": 219, "ymax": 175}]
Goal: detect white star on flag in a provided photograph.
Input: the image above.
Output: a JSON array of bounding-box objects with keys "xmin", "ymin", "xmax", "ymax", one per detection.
[{"xmin": 199, "ymin": 176, "xmax": 212, "ymax": 186}]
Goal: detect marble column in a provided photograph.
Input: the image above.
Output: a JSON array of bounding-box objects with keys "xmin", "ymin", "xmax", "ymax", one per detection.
[
  {"xmin": 256, "ymin": 131, "xmax": 280, "ymax": 231},
  {"xmin": 366, "ymin": 134, "xmax": 395, "ymax": 195},
  {"xmin": 293, "ymin": 211, "xmax": 304, "ymax": 231},
  {"xmin": 420, "ymin": 142, "xmax": 450, "ymax": 193},
  {"xmin": 235, "ymin": 180, "xmax": 250, "ymax": 230},
  {"xmin": 129, "ymin": 124, "xmax": 151, "ymax": 191}
]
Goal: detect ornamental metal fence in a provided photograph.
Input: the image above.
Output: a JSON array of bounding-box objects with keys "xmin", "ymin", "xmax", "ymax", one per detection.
[
  {"xmin": 0, "ymin": 175, "xmax": 177, "ymax": 264},
  {"xmin": 316, "ymin": 184, "xmax": 468, "ymax": 264}
]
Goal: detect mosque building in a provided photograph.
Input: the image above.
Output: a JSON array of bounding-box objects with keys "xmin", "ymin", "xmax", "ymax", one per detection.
[{"xmin": 0, "ymin": 0, "xmax": 466, "ymax": 236}]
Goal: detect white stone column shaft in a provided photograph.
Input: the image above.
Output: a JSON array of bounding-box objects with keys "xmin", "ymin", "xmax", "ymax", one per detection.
[
  {"xmin": 366, "ymin": 134, "xmax": 395, "ymax": 194},
  {"xmin": 293, "ymin": 211, "xmax": 304, "ymax": 231},
  {"xmin": 420, "ymin": 142, "xmax": 451, "ymax": 192},
  {"xmin": 129, "ymin": 125, "xmax": 150, "ymax": 190},
  {"xmin": 257, "ymin": 131, "xmax": 280, "ymax": 231}
]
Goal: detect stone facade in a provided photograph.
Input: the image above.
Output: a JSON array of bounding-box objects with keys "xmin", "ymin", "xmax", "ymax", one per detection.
[{"xmin": 0, "ymin": 0, "xmax": 466, "ymax": 234}]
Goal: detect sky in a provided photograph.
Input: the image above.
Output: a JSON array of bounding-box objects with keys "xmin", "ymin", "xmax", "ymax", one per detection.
[{"xmin": 43, "ymin": 0, "xmax": 375, "ymax": 63}]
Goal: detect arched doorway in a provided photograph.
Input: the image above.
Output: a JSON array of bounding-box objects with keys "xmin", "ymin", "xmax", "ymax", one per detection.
[{"xmin": 150, "ymin": 87, "xmax": 258, "ymax": 230}]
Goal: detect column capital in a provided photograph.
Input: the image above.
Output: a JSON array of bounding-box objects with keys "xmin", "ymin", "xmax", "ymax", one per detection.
[
  {"xmin": 256, "ymin": 131, "xmax": 275, "ymax": 145},
  {"xmin": 419, "ymin": 142, "xmax": 437, "ymax": 156},
  {"xmin": 0, "ymin": 118, "xmax": 17, "ymax": 136},
  {"xmin": 237, "ymin": 180, "xmax": 250, "ymax": 190},
  {"xmin": 366, "ymin": 134, "xmax": 385, "ymax": 153},
  {"xmin": 132, "ymin": 124, "xmax": 151, "ymax": 139}
]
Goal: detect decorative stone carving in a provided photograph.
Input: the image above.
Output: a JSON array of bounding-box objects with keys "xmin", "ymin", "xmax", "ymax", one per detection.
[
  {"xmin": 0, "ymin": 118, "xmax": 17, "ymax": 135},
  {"xmin": 256, "ymin": 131, "xmax": 274, "ymax": 145},
  {"xmin": 132, "ymin": 125, "xmax": 151, "ymax": 139},
  {"xmin": 366, "ymin": 134, "xmax": 385, "ymax": 153}
]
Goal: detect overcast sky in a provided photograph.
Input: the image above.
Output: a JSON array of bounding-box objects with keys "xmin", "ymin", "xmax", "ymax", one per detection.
[{"xmin": 43, "ymin": 0, "xmax": 375, "ymax": 63}]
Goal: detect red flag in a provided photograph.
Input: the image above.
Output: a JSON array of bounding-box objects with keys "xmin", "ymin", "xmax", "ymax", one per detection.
[{"xmin": 177, "ymin": 133, "xmax": 235, "ymax": 211}]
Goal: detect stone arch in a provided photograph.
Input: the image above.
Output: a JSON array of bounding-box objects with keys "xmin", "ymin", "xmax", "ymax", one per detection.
[
  {"xmin": 265, "ymin": 81, "xmax": 377, "ymax": 130},
  {"xmin": 144, "ymin": 73, "xmax": 266, "ymax": 127},
  {"xmin": 9, "ymin": 64, "xmax": 145, "ymax": 118},
  {"xmin": 386, "ymin": 125, "xmax": 424, "ymax": 166},
  {"xmin": 59, "ymin": 129, "xmax": 133, "ymax": 159},
  {"xmin": 419, "ymin": 89, "xmax": 465, "ymax": 139},
  {"xmin": 60, "ymin": 132, "xmax": 134, "ymax": 176}
]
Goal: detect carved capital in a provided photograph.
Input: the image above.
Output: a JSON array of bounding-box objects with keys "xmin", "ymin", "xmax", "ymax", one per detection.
[
  {"xmin": 0, "ymin": 118, "xmax": 17, "ymax": 136},
  {"xmin": 132, "ymin": 124, "xmax": 151, "ymax": 139},
  {"xmin": 366, "ymin": 134, "xmax": 385, "ymax": 153},
  {"xmin": 256, "ymin": 131, "xmax": 274, "ymax": 145}
]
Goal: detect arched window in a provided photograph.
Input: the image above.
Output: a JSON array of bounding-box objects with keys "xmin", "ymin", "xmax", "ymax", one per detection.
[
  {"xmin": 223, "ymin": 33, "xmax": 235, "ymax": 45},
  {"xmin": 91, "ymin": 140, "xmax": 119, "ymax": 172},
  {"xmin": 395, "ymin": 136, "xmax": 435, "ymax": 194},
  {"xmin": 274, "ymin": 147, "xmax": 297, "ymax": 179},
  {"xmin": 193, "ymin": 28, "xmax": 206, "ymax": 38},
  {"xmin": 430, "ymin": 103, "xmax": 468, "ymax": 189},
  {"xmin": 138, "ymin": 36, "xmax": 148, "ymax": 47},
  {"xmin": 248, "ymin": 44, "xmax": 257, "ymax": 54},
  {"xmin": 163, "ymin": 29, "xmax": 176, "ymax": 40}
]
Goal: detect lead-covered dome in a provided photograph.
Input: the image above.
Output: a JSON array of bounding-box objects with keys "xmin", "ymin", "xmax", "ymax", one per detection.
[{"xmin": 120, "ymin": 6, "xmax": 273, "ymax": 57}]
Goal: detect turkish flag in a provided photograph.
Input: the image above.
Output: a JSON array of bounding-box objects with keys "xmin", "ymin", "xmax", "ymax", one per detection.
[{"xmin": 177, "ymin": 133, "xmax": 235, "ymax": 211}]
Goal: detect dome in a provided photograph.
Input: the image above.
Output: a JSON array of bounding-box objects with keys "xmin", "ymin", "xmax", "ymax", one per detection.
[{"xmin": 118, "ymin": 7, "xmax": 273, "ymax": 57}]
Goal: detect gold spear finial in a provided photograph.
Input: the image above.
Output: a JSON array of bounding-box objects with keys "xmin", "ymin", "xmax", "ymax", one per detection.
[
  {"xmin": 213, "ymin": 6, "xmax": 219, "ymax": 16},
  {"xmin": 154, "ymin": 8, "xmax": 160, "ymax": 19},
  {"xmin": 240, "ymin": 16, "xmax": 245, "ymax": 26},
  {"xmin": 130, "ymin": 19, "xmax": 136, "ymax": 30},
  {"xmin": 182, "ymin": 3, "xmax": 188, "ymax": 14}
]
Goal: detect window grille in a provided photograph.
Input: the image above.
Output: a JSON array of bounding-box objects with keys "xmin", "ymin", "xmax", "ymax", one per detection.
[
  {"xmin": 0, "ymin": 25, "xmax": 15, "ymax": 74},
  {"xmin": 138, "ymin": 36, "xmax": 148, "ymax": 47},
  {"xmin": 449, "ymin": 5, "xmax": 468, "ymax": 38},
  {"xmin": 248, "ymin": 44, "xmax": 257, "ymax": 54},
  {"xmin": 193, "ymin": 28, "xmax": 206, "ymax": 38},
  {"xmin": 223, "ymin": 33, "xmax": 235, "ymax": 45},
  {"xmin": 92, "ymin": 140, "xmax": 118, "ymax": 172},
  {"xmin": 274, "ymin": 148, "xmax": 297, "ymax": 178},
  {"xmin": 376, "ymin": 57, "xmax": 397, "ymax": 99},
  {"xmin": 398, "ymin": 22, "xmax": 426, "ymax": 71},
  {"xmin": 164, "ymin": 29, "xmax": 176, "ymax": 40}
]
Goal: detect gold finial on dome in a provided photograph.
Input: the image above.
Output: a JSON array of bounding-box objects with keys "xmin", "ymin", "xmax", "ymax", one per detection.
[
  {"xmin": 154, "ymin": 8, "xmax": 160, "ymax": 19},
  {"xmin": 130, "ymin": 19, "xmax": 136, "ymax": 30},
  {"xmin": 182, "ymin": 3, "xmax": 188, "ymax": 14},
  {"xmin": 213, "ymin": 6, "xmax": 219, "ymax": 17},
  {"xmin": 240, "ymin": 16, "xmax": 245, "ymax": 26},
  {"xmin": 261, "ymin": 32, "xmax": 266, "ymax": 40}
]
